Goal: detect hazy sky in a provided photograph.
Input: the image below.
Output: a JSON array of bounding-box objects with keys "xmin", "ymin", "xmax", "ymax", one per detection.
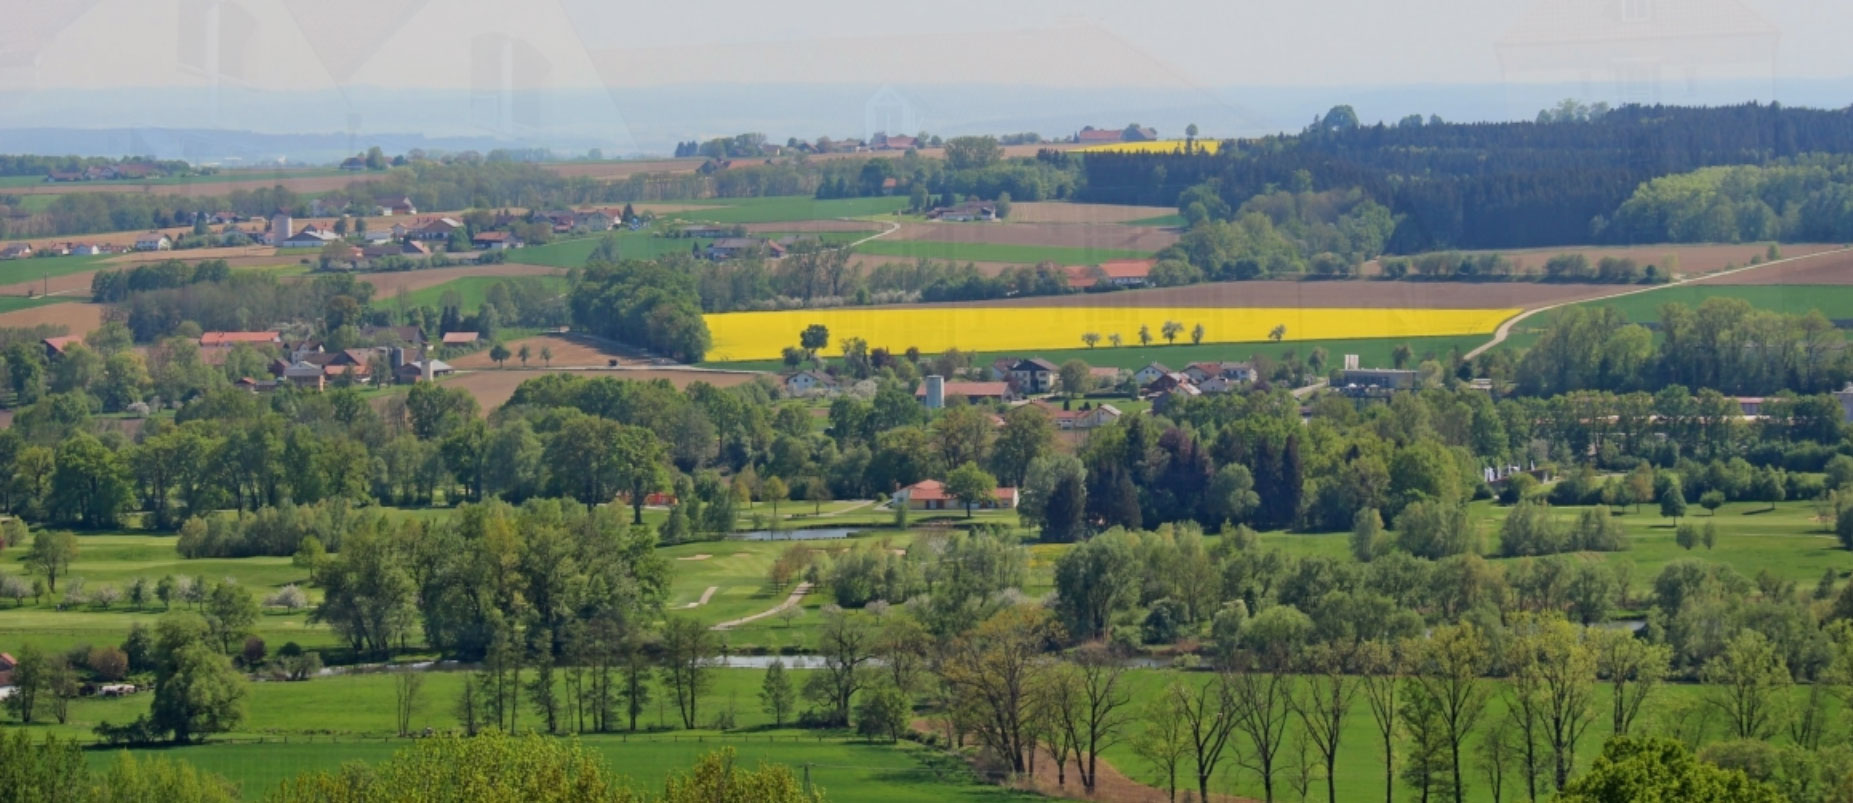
[{"xmin": 6, "ymin": 0, "xmax": 1853, "ymax": 93}]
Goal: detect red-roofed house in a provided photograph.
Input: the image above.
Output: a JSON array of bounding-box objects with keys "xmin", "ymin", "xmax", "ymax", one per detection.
[
  {"xmin": 199, "ymin": 331, "xmax": 282, "ymax": 348},
  {"xmin": 471, "ymin": 231, "xmax": 523, "ymax": 250},
  {"xmin": 41, "ymin": 336, "xmax": 81, "ymax": 359},
  {"xmin": 1076, "ymin": 128, "xmax": 1125, "ymax": 145},
  {"xmin": 1097, "ymin": 259, "xmax": 1155, "ymax": 288},
  {"xmin": 894, "ymin": 479, "xmax": 1019, "ymax": 511},
  {"xmin": 0, "ymin": 652, "xmax": 15, "ymax": 685},
  {"xmin": 915, "ymin": 381, "xmax": 1012, "ymax": 403},
  {"xmin": 880, "ymin": 134, "xmax": 918, "ymax": 150},
  {"xmin": 1063, "ymin": 265, "xmax": 1100, "ymax": 290},
  {"xmin": 440, "ymin": 331, "xmax": 480, "ymax": 346}
]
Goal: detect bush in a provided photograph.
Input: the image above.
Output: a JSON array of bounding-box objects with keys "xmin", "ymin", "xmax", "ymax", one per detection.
[{"xmin": 1141, "ymin": 599, "xmax": 1188, "ymax": 645}]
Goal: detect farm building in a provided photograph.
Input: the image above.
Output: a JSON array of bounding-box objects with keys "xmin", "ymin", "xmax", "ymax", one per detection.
[
  {"xmin": 1002, "ymin": 357, "xmax": 1060, "ymax": 394},
  {"xmin": 1183, "ymin": 361, "xmax": 1258, "ymax": 384},
  {"xmin": 1338, "ymin": 368, "xmax": 1420, "ymax": 399},
  {"xmin": 281, "ymin": 225, "xmax": 341, "ymax": 248},
  {"xmin": 441, "ymin": 331, "xmax": 480, "ymax": 347},
  {"xmin": 133, "ymin": 232, "xmax": 172, "ymax": 251},
  {"xmin": 374, "ymin": 196, "xmax": 417, "ymax": 216},
  {"xmin": 894, "ymin": 479, "xmax": 1019, "ymax": 511},
  {"xmin": 0, "ymin": 243, "xmax": 31, "ymax": 259},
  {"xmin": 1131, "ymin": 362, "xmax": 1173, "ymax": 387},
  {"xmin": 67, "ymin": 243, "xmax": 102, "ymax": 256},
  {"xmin": 1096, "ymin": 259, "xmax": 1155, "ymax": 288},
  {"xmin": 783, "ymin": 370, "xmax": 836, "ymax": 395},
  {"xmin": 916, "ymin": 380, "xmax": 1011, "ymax": 404},
  {"xmin": 928, "ymin": 201, "xmax": 997, "ymax": 222},
  {"xmin": 471, "ymin": 231, "xmax": 523, "ymax": 250},
  {"xmin": 396, "ymin": 359, "xmax": 455, "ymax": 383},
  {"xmin": 200, "ymin": 331, "xmax": 282, "ymax": 349},
  {"xmin": 708, "ymin": 238, "xmax": 786, "ymax": 260},
  {"xmin": 1018, "ymin": 398, "xmax": 1122, "ymax": 431}
]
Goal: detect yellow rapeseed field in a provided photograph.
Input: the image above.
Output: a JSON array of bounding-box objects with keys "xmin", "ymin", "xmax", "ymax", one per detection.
[
  {"xmin": 1076, "ymin": 140, "xmax": 1225, "ymax": 155},
  {"xmin": 702, "ymin": 306, "xmax": 1518, "ymax": 362}
]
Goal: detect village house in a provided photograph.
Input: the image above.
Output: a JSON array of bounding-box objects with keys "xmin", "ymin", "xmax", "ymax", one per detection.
[
  {"xmin": 680, "ymin": 225, "xmax": 732, "ymax": 239},
  {"xmin": 0, "ymin": 243, "xmax": 32, "ymax": 259},
  {"xmin": 339, "ymin": 156, "xmax": 368, "ymax": 171},
  {"xmin": 1004, "ymin": 357, "xmax": 1060, "ymax": 394},
  {"xmin": 280, "ymin": 225, "xmax": 341, "ymax": 248},
  {"xmin": 1063, "ymin": 265, "xmax": 1101, "ymax": 290},
  {"xmin": 893, "ymin": 479, "xmax": 1020, "ymax": 511},
  {"xmin": 879, "ymin": 134, "xmax": 918, "ymax": 150},
  {"xmin": 133, "ymin": 232, "xmax": 172, "ymax": 251},
  {"xmin": 1143, "ymin": 371, "xmax": 1195, "ymax": 396},
  {"xmin": 1074, "ymin": 125, "xmax": 1158, "ymax": 144},
  {"xmin": 67, "ymin": 243, "xmax": 103, "ymax": 256},
  {"xmin": 1337, "ymin": 368, "xmax": 1421, "ymax": 399},
  {"xmin": 361, "ymin": 325, "xmax": 426, "ymax": 346},
  {"xmin": 41, "ymin": 336, "xmax": 81, "ymax": 359},
  {"xmin": 440, "ymin": 331, "xmax": 480, "ymax": 347},
  {"xmin": 1020, "ymin": 398, "xmax": 1123, "ymax": 431},
  {"xmin": 396, "ymin": 217, "xmax": 463, "ymax": 241},
  {"xmin": 471, "ymin": 231, "xmax": 523, "ymax": 250},
  {"xmin": 1131, "ymin": 362, "xmax": 1173, "ymax": 387},
  {"xmin": 1183, "ymin": 361, "xmax": 1258, "ymax": 384},
  {"xmin": 708, "ymin": 238, "xmax": 786, "ymax": 260},
  {"xmin": 396, "ymin": 359, "xmax": 454, "ymax": 383},
  {"xmin": 1153, "ymin": 383, "xmax": 1202, "ymax": 413},
  {"xmin": 927, "ymin": 201, "xmax": 997, "ymax": 222},
  {"xmin": 782, "ymin": 370, "xmax": 836, "ymax": 396},
  {"xmin": 373, "ymin": 196, "xmax": 417, "ymax": 216}
]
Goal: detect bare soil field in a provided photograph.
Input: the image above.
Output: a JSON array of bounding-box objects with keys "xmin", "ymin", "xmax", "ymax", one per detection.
[
  {"xmin": 1004, "ymin": 201, "xmax": 1179, "ymax": 225},
  {"xmin": 0, "ymin": 270, "xmax": 103, "ymax": 297},
  {"xmin": 891, "ymin": 221, "xmax": 1177, "ymax": 252},
  {"xmin": 357, "ymin": 263, "xmax": 564, "ymax": 297},
  {"xmin": 104, "ymin": 244, "xmax": 283, "ymax": 266},
  {"xmin": 1692, "ymin": 247, "xmax": 1853, "ymax": 285},
  {"xmin": 444, "ymin": 367, "xmax": 761, "ymax": 411},
  {"xmin": 934, "ymin": 279, "xmax": 1629, "ymax": 311},
  {"xmin": 0, "ymin": 301, "xmax": 106, "ymax": 336},
  {"xmin": 448, "ymin": 332, "xmax": 653, "ymax": 369}
]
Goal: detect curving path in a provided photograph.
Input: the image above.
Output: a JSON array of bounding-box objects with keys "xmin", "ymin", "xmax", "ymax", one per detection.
[
  {"xmin": 846, "ymin": 220, "xmax": 901, "ymax": 248},
  {"xmin": 1463, "ymin": 247, "xmax": 1853, "ymax": 362},
  {"xmin": 682, "ymin": 586, "xmax": 719, "ymax": 609},
  {"xmin": 710, "ymin": 582, "xmax": 813, "ymax": 631}
]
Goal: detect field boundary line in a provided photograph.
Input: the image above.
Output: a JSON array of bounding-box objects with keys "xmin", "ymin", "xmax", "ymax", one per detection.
[{"xmin": 1463, "ymin": 246, "xmax": 1853, "ymax": 361}]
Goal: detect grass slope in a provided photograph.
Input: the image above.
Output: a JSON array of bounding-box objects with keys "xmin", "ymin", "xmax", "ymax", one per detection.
[
  {"xmin": 399, "ymin": 274, "xmax": 569, "ymax": 311},
  {"xmin": 663, "ymin": 196, "xmax": 910, "ymax": 224},
  {"xmin": 0, "ymin": 254, "xmax": 109, "ymax": 287}
]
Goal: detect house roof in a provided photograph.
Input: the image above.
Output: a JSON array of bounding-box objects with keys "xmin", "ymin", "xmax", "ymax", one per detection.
[
  {"xmin": 900, "ymin": 479, "xmax": 1018, "ymax": 503},
  {"xmin": 785, "ymin": 370, "xmax": 835, "ymax": 386},
  {"xmin": 471, "ymin": 231, "xmax": 516, "ymax": 242},
  {"xmin": 1138, "ymin": 362, "xmax": 1172, "ymax": 375},
  {"xmin": 440, "ymin": 331, "xmax": 480, "ymax": 345},
  {"xmin": 1097, "ymin": 259, "xmax": 1155, "ymax": 280},
  {"xmin": 916, "ymin": 381, "xmax": 1010, "ymax": 399},
  {"xmin": 42, "ymin": 335, "xmax": 80, "ymax": 354},
  {"xmin": 199, "ymin": 331, "xmax": 280, "ymax": 347},
  {"xmin": 134, "ymin": 232, "xmax": 169, "ymax": 243}
]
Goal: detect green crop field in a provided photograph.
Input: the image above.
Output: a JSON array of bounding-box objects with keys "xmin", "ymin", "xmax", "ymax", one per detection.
[
  {"xmin": 0, "ymin": 253, "xmax": 109, "ymax": 287},
  {"xmin": 853, "ymin": 239, "xmax": 1152, "ymax": 265},
  {"xmin": 399, "ymin": 273, "xmax": 569, "ymax": 311},
  {"xmin": 515, "ymin": 232, "xmax": 708, "ymax": 268},
  {"xmin": 1541, "ymin": 284, "xmax": 1853, "ymax": 326},
  {"xmin": 1126, "ymin": 213, "xmax": 1186, "ymax": 227},
  {"xmin": 664, "ymin": 196, "xmax": 911, "ymax": 224}
]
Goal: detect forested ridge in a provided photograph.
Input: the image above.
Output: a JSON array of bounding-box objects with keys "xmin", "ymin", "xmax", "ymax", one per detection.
[{"xmin": 1083, "ymin": 103, "xmax": 1853, "ymax": 252}]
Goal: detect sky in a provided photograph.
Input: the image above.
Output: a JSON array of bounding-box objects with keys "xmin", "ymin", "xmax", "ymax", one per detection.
[{"xmin": 2, "ymin": 0, "xmax": 1852, "ymax": 156}]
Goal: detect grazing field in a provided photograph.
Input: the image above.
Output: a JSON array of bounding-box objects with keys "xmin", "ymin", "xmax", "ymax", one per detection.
[
  {"xmin": 701, "ymin": 305, "xmax": 1518, "ymax": 362},
  {"xmin": 442, "ymin": 367, "xmax": 761, "ymax": 411},
  {"xmin": 360, "ymin": 264, "xmax": 564, "ymax": 299},
  {"xmin": 397, "ymin": 273, "xmax": 569, "ymax": 311},
  {"xmin": 0, "ymin": 253, "xmax": 108, "ymax": 289},
  {"xmin": 889, "ymin": 221, "xmax": 1178, "ymax": 252},
  {"xmin": 851, "ymin": 239, "xmax": 1153, "ymax": 265},
  {"xmin": 514, "ymin": 232, "xmax": 701, "ymax": 267},
  {"xmin": 1530, "ymin": 284, "xmax": 1853, "ymax": 327}
]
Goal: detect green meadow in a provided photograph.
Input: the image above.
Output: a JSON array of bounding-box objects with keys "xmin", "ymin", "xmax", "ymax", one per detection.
[{"xmin": 852, "ymin": 239, "xmax": 1152, "ymax": 265}]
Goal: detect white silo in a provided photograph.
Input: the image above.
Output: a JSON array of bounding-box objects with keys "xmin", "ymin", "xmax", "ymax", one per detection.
[
  {"xmin": 270, "ymin": 209, "xmax": 294, "ymax": 246},
  {"xmin": 924, "ymin": 375, "xmax": 945, "ymax": 409}
]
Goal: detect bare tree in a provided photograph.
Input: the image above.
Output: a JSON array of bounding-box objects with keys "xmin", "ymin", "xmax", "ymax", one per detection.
[
  {"xmin": 1131, "ymin": 694, "xmax": 1192, "ymax": 803},
  {"xmin": 394, "ymin": 670, "xmax": 425, "ymax": 736},
  {"xmin": 1357, "ymin": 640, "xmax": 1405, "ymax": 803},
  {"xmin": 1167, "ymin": 676, "xmax": 1239, "ymax": 803},
  {"xmin": 1051, "ymin": 646, "xmax": 1133, "ymax": 793},
  {"xmin": 1294, "ymin": 643, "xmax": 1360, "ymax": 803}
]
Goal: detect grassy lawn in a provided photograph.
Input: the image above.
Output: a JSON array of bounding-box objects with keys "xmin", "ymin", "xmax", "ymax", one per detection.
[
  {"xmin": 0, "ymin": 253, "xmax": 109, "ymax": 286},
  {"xmin": 853, "ymin": 239, "xmax": 1152, "ymax": 265},
  {"xmin": 1255, "ymin": 497, "xmax": 1850, "ymax": 594},
  {"xmin": 663, "ymin": 196, "xmax": 911, "ymax": 224}
]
